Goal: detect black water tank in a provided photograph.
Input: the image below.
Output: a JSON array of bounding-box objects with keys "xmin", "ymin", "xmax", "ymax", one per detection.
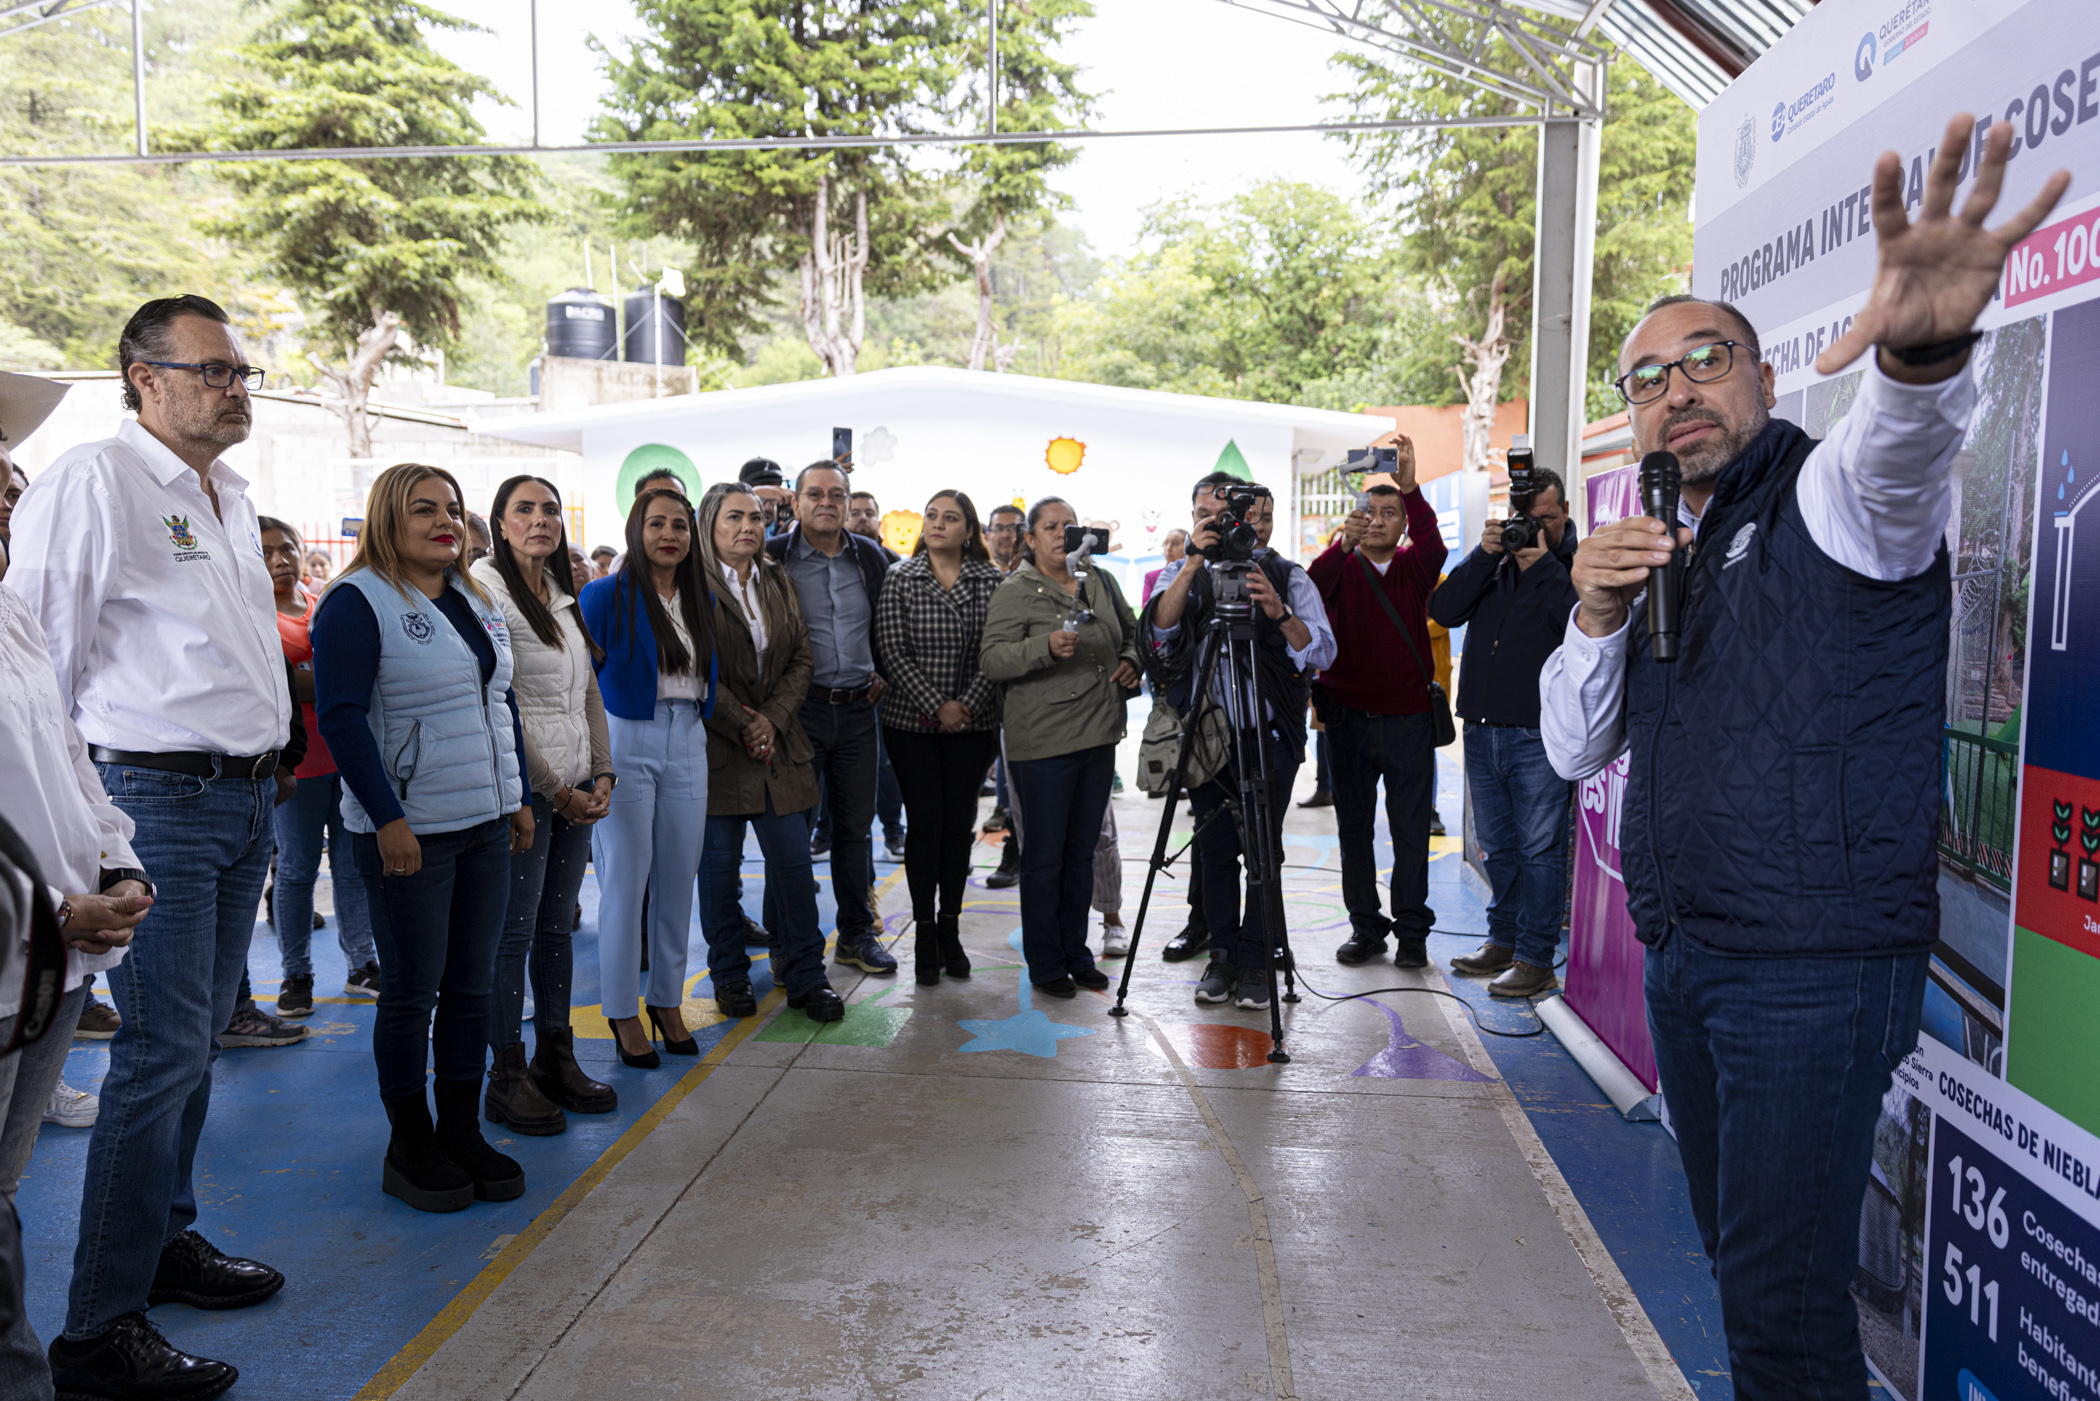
[
  {"xmin": 621, "ymin": 286, "xmax": 687, "ymax": 366},
  {"xmin": 545, "ymin": 288, "xmax": 616, "ymax": 361}
]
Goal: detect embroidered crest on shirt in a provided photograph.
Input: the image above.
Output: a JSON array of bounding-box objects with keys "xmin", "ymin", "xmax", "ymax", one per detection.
[
  {"xmin": 403, "ymin": 612, "xmax": 435, "ymax": 643},
  {"xmin": 1723, "ymin": 522, "xmax": 1757, "ymax": 568},
  {"xmin": 161, "ymin": 514, "xmax": 209, "ymax": 562}
]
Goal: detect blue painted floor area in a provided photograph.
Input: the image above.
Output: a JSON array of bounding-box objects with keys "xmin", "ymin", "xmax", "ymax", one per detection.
[{"xmin": 18, "ymin": 837, "xmax": 879, "ymax": 1399}]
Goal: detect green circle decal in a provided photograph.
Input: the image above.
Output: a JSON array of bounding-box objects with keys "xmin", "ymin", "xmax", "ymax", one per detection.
[{"xmin": 616, "ymin": 444, "xmax": 701, "ymax": 504}]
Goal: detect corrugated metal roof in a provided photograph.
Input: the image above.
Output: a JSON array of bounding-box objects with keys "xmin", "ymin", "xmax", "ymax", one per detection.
[{"xmin": 1589, "ymin": 0, "xmax": 1812, "ymax": 109}]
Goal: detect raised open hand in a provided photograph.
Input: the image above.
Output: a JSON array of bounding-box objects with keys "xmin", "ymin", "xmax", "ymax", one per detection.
[{"xmin": 1818, "ymin": 112, "xmax": 2070, "ymax": 377}]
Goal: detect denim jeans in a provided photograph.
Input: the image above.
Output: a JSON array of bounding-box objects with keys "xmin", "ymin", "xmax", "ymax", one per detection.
[
  {"xmin": 1645, "ymin": 934, "xmax": 1928, "ymax": 1400},
  {"xmin": 1009, "ymin": 744, "xmax": 1114, "ymax": 985},
  {"xmin": 489, "ymin": 796, "xmax": 593, "ymax": 1049},
  {"xmin": 0, "ymin": 984, "xmax": 86, "ymax": 1397},
  {"xmin": 703, "ymin": 794, "xmax": 828, "ymax": 999},
  {"xmin": 595, "ymin": 701, "xmax": 710, "ymax": 1017},
  {"xmin": 1463, "ymin": 725, "xmax": 1570, "ymax": 969},
  {"xmin": 1327, "ymin": 705, "xmax": 1436, "ymax": 942},
  {"xmin": 67, "ymin": 768, "xmax": 273, "ymax": 1340},
  {"xmin": 353, "ymin": 817, "xmax": 511, "ymax": 1103},
  {"xmin": 875, "ymin": 727, "xmax": 904, "ymax": 844},
  {"xmin": 270, "ymin": 771, "xmax": 377, "ymax": 976},
  {"xmin": 1188, "ymin": 747, "xmax": 1300, "ymax": 969},
  {"xmin": 777, "ymin": 700, "xmax": 877, "ymax": 942}
]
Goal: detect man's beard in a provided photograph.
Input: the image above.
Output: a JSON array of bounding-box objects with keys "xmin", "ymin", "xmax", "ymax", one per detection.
[
  {"xmin": 1654, "ymin": 403, "xmax": 1769, "ymax": 484},
  {"xmin": 172, "ymin": 398, "xmax": 252, "ymax": 449}
]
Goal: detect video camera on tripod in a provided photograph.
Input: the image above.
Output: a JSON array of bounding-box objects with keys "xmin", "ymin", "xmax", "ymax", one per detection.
[{"xmin": 1499, "ymin": 435, "xmax": 1543, "ymax": 553}]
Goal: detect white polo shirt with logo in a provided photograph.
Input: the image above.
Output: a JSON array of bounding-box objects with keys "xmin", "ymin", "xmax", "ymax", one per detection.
[{"xmin": 8, "ymin": 418, "xmax": 291, "ymax": 756}]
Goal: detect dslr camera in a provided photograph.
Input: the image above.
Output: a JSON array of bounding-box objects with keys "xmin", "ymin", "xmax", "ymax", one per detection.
[
  {"xmin": 1207, "ymin": 487, "xmax": 1266, "ymax": 565},
  {"xmin": 1499, "ymin": 434, "xmax": 1542, "ymax": 553}
]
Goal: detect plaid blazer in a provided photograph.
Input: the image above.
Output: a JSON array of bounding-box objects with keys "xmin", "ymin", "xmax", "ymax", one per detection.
[{"xmin": 874, "ymin": 555, "xmax": 1003, "ymax": 733}]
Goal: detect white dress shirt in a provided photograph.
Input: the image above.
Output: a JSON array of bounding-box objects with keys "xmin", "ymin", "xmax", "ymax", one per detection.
[
  {"xmin": 655, "ymin": 589, "xmax": 704, "ymax": 702},
  {"xmin": 7, "ymin": 419, "xmax": 290, "ymax": 754},
  {"xmin": 0, "ymin": 584, "xmax": 139, "ymax": 1017},
  {"xmin": 1148, "ymin": 554, "xmax": 1338, "ymax": 726},
  {"xmin": 719, "ymin": 560, "xmax": 769, "ymax": 668},
  {"xmin": 1541, "ymin": 358, "xmax": 1975, "ymax": 781}
]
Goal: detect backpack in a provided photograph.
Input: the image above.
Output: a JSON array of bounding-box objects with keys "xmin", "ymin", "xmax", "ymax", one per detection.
[{"xmin": 1137, "ymin": 693, "xmax": 1230, "ymax": 796}]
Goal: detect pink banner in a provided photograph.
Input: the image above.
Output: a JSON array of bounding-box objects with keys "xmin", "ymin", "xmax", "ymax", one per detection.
[{"xmin": 1561, "ymin": 462, "xmax": 1657, "ymax": 1091}]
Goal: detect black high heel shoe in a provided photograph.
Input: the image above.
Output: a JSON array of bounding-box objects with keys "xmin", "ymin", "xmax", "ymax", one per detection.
[
  {"xmin": 646, "ymin": 1005, "xmax": 700, "ymax": 1056},
  {"xmin": 606, "ymin": 1017, "xmax": 660, "ymax": 1069}
]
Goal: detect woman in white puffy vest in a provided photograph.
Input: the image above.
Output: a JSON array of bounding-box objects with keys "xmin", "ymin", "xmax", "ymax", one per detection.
[
  {"xmin": 471, "ymin": 475, "xmax": 620, "ymax": 1137},
  {"xmin": 312, "ymin": 463, "xmax": 534, "ymax": 1215}
]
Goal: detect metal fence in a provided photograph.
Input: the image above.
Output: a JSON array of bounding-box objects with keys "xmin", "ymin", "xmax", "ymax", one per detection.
[{"xmin": 1940, "ymin": 724, "xmax": 2018, "ymax": 891}]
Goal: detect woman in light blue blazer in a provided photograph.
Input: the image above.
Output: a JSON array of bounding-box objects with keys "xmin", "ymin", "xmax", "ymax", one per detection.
[{"xmin": 578, "ymin": 487, "xmax": 717, "ymax": 1070}]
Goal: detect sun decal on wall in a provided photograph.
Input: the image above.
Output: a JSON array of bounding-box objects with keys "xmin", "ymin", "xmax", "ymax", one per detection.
[
  {"xmin": 1045, "ymin": 437, "xmax": 1086, "ymax": 475},
  {"xmin": 880, "ymin": 509, "xmax": 923, "ymax": 556}
]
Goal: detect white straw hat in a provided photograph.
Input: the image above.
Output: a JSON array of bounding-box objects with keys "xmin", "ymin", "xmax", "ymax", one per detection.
[{"xmin": 0, "ymin": 370, "xmax": 70, "ymax": 448}]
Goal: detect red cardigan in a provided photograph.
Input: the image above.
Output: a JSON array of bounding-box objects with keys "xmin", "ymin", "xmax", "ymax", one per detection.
[{"xmin": 1306, "ymin": 488, "xmax": 1449, "ymax": 716}]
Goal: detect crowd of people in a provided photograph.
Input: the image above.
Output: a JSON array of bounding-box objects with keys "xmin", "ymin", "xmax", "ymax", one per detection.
[{"xmin": 0, "ymin": 109, "xmax": 2054, "ymax": 1401}]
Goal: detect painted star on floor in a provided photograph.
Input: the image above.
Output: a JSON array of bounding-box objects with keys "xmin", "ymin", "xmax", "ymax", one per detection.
[{"xmin": 955, "ymin": 929, "xmax": 1098, "ymax": 1058}]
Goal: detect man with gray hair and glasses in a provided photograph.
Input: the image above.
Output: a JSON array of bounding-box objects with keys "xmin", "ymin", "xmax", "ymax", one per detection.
[
  {"xmin": 1542, "ymin": 118, "xmax": 2067, "ymax": 1398},
  {"xmin": 9, "ymin": 294, "xmax": 291, "ymax": 1396}
]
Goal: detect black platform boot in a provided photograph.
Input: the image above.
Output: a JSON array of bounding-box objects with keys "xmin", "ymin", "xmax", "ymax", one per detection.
[
  {"xmin": 914, "ymin": 918, "xmax": 941, "ymax": 986},
  {"xmin": 938, "ymin": 917, "xmax": 971, "ymax": 979},
  {"xmin": 530, "ymin": 1027, "xmax": 618, "ymax": 1114},
  {"xmin": 382, "ymin": 1092, "xmax": 474, "ymax": 1213},
  {"xmin": 433, "ymin": 1076, "xmax": 526, "ymax": 1202}
]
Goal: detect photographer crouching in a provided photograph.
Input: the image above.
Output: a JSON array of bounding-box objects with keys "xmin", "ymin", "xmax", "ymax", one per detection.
[
  {"xmin": 1143, "ymin": 474, "xmax": 1334, "ymax": 1010},
  {"xmin": 1428, "ymin": 442, "xmax": 1576, "ymax": 999},
  {"xmin": 1544, "ymin": 117, "xmax": 2065, "ymax": 1397}
]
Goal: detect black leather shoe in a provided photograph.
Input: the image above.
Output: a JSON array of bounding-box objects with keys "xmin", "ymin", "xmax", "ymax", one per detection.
[
  {"xmin": 713, "ymin": 979, "xmax": 759, "ymax": 1018},
  {"xmin": 1069, "ymin": 967, "xmax": 1110, "ymax": 991},
  {"xmin": 740, "ymin": 913, "xmax": 771, "ymax": 947},
  {"xmin": 789, "ymin": 985, "xmax": 846, "ymax": 1022},
  {"xmin": 147, "ymin": 1230, "xmax": 284, "ymax": 1311},
  {"xmin": 1160, "ymin": 923, "xmax": 1209, "ymax": 962},
  {"xmin": 1034, "ymin": 977, "xmax": 1077, "ymax": 999},
  {"xmin": 1393, "ymin": 936, "xmax": 1430, "ymax": 969},
  {"xmin": 49, "ymin": 1312, "xmax": 237, "ymax": 1401},
  {"xmin": 529, "ymin": 1028, "xmax": 618, "ymax": 1114},
  {"xmin": 985, "ymin": 841, "xmax": 1021, "ymax": 889},
  {"xmin": 1334, "ymin": 934, "xmax": 1387, "ymax": 966}
]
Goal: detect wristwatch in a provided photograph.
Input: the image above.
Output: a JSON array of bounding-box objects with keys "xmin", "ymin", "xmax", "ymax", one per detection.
[{"xmin": 99, "ymin": 867, "xmax": 153, "ymax": 898}]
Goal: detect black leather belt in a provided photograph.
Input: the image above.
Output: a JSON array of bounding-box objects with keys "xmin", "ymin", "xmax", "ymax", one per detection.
[
  {"xmin": 88, "ymin": 746, "xmax": 281, "ymax": 781},
  {"xmin": 818, "ymin": 686, "xmax": 872, "ymax": 705}
]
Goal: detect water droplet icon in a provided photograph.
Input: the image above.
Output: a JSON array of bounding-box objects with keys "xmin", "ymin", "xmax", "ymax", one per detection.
[{"xmin": 2061, "ymin": 484, "xmax": 2069, "ymax": 501}]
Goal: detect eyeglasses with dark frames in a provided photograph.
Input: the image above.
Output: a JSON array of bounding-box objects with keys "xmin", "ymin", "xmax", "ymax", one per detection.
[
  {"xmin": 142, "ymin": 361, "xmax": 266, "ymax": 391},
  {"xmin": 1614, "ymin": 340, "xmax": 1744, "ymax": 406}
]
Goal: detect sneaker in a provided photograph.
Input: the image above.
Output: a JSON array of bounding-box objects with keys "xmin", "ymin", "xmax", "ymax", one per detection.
[
  {"xmin": 1100, "ymin": 921, "xmax": 1130, "ymax": 959},
  {"xmin": 834, "ymin": 932, "xmax": 899, "ymax": 975},
  {"xmin": 979, "ymin": 778, "xmax": 996, "ymax": 797},
  {"xmin": 344, "ymin": 961, "xmax": 381, "ymax": 998},
  {"xmin": 73, "ymin": 998, "xmax": 121, "ymax": 1040},
  {"xmin": 220, "ymin": 1001, "xmax": 308, "ymax": 1048},
  {"xmin": 981, "ymin": 806, "xmax": 1007, "ymax": 834},
  {"xmin": 1430, "ymin": 808, "xmax": 1447, "ymax": 837},
  {"xmin": 1110, "ymin": 771, "xmax": 1124, "ymax": 794},
  {"xmin": 810, "ymin": 833, "xmax": 832, "ymax": 857},
  {"xmin": 1194, "ymin": 957, "xmax": 1237, "ymax": 1004},
  {"xmin": 1233, "ymin": 967, "xmax": 1272, "ymax": 1011},
  {"xmin": 884, "ymin": 836, "xmax": 907, "ymax": 862},
  {"xmin": 44, "ymin": 1081, "xmax": 97, "ymax": 1128},
  {"xmin": 275, "ymin": 973, "xmax": 315, "ymax": 1018}
]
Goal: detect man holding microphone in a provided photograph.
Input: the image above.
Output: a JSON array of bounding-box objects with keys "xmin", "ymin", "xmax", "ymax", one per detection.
[{"xmin": 1542, "ymin": 117, "xmax": 2066, "ymax": 1398}]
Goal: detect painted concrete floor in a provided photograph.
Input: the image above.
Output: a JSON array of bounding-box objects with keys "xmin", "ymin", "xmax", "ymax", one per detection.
[{"xmin": 19, "ymin": 741, "xmax": 1744, "ymax": 1399}]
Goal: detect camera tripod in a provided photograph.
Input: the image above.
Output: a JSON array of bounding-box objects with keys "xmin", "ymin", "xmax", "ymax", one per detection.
[{"xmin": 1110, "ymin": 561, "xmax": 1297, "ymax": 1064}]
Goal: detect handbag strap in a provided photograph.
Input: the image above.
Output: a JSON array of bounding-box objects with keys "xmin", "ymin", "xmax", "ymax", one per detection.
[{"xmin": 1354, "ymin": 551, "xmax": 1437, "ymax": 693}]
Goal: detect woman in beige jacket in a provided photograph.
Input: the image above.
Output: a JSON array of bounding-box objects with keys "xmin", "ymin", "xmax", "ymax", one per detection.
[{"xmin": 979, "ymin": 497, "xmax": 1140, "ymax": 997}]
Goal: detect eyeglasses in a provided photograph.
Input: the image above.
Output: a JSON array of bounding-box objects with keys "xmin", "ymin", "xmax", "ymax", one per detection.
[
  {"xmin": 1614, "ymin": 340, "xmax": 1743, "ymax": 405},
  {"xmin": 986, "ymin": 523, "xmax": 1020, "ymax": 535},
  {"xmin": 142, "ymin": 361, "xmax": 266, "ymax": 391}
]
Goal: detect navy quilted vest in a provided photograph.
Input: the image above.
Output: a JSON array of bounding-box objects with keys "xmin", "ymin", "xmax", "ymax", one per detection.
[{"xmin": 1621, "ymin": 418, "xmax": 1949, "ymax": 957}]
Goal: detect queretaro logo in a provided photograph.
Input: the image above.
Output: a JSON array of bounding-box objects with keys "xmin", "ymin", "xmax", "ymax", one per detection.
[
  {"xmin": 1723, "ymin": 522, "xmax": 1758, "ymax": 568},
  {"xmin": 1733, "ymin": 112, "xmax": 1757, "ymax": 188},
  {"xmin": 1855, "ymin": 31, "xmax": 1877, "ymax": 82},
  {"xmin": 162, "ymin": 514, "xmax": 199, "ymax": 552},
  {"xmin": 403, "ymin": 612, "xmax": 435, "ymax": 644}
]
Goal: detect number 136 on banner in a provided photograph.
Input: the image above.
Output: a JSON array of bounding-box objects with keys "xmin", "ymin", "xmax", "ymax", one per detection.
[{"xmin": 1922, "ymin": 1119, "xmax": 2100, "ymax": 1401}]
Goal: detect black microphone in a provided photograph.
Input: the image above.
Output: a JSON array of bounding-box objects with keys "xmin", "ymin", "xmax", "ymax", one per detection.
[{"xmin": 1639, "ymin": 451, "xmax": 1684, "ymax": 663}]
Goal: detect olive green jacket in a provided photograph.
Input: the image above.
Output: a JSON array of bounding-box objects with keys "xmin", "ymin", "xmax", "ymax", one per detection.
[{"xmin": 979, "ymin": 562, "xmax": 1140, "ymax": 762}]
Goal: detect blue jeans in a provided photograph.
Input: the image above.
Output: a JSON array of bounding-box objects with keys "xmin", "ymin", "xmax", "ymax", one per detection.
[
  {"xmin": 1327, "ymin": 705, "xmax": 1436, "ymax": 941},
  {"xmin": 1645, "ymin": 934, "xmax": 1928, "ymax": 1400},
  {"xmin": 1463, "ymin": 725, "xmax": 1569, "ymax": 969},
  {"xmin": 1188, "ymin": 747, "xmax": 1301, "ymax": 969},
  {"xmin": 67, "ymin": 768, "xmax": 274, "ymax": 1340},
  {"xmin": 489, "ymin": 796, "xmax": 592, "ymax": 1049},
  {"xmin": 270, "ymin": 771, "xmax": 377, "ymax": 976},
  {"xmin": 703, "ymin": 794, "xmax": 828, "ymax": 999},
  {"xmin": 353, "ymin": 817, "xmax": 511, "ymax": 1102},
  {"xmin": 1009, "ymin": 744, "xmax": 1115, "ymax": 985},
  {"xmin": 774, "ymin": 700, "xmax": 877, "ymax": 941},
  {"xmin": 875, "ymin": 727, "xmax": 904, "ymax": 844},
  {"xmin": 595, "ymin": 701, "xmax": 710, "ymax": 1017}
]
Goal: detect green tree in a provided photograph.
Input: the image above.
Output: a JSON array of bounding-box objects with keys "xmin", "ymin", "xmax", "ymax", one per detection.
[
  {"xmin": 1330, "ymin": 41, "xmax": 1697, "ymax": 427},
  {"xmin": 940, "ymin": 0, "xmax": 1093, "ymax": 371},
  {"xmin": 599, "ymin": 0, "xmax": 960, "ymax": 377},
  {"xmin": 200, "ymin": 0, "xmax": 541, "ymax": 453}
]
